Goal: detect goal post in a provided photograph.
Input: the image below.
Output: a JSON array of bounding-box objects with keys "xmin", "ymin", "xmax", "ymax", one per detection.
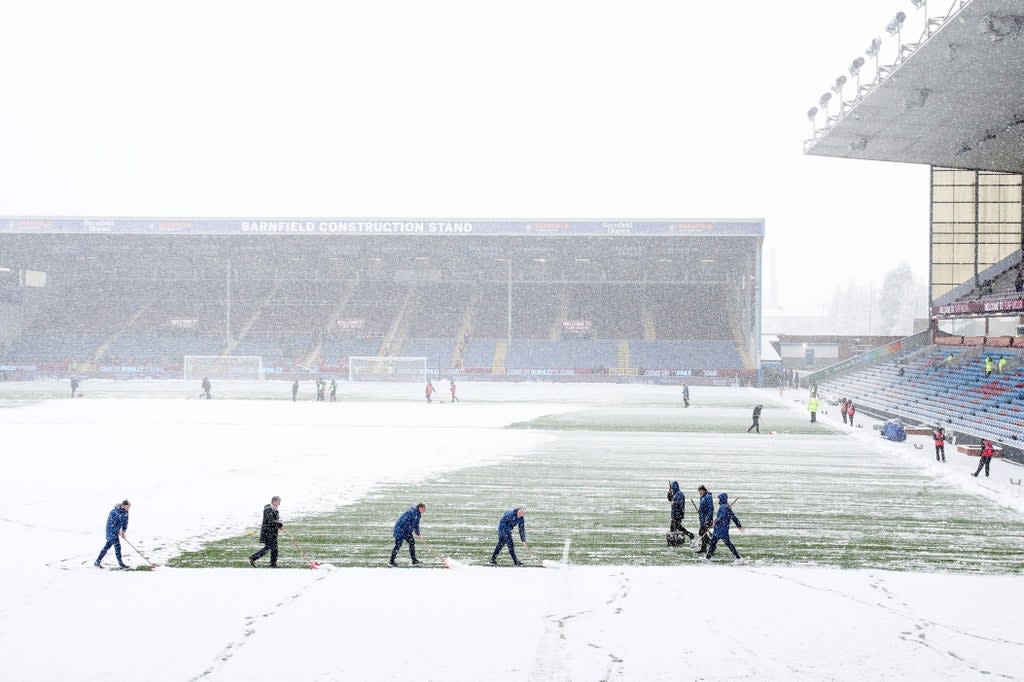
[
  {"xmin": 183, "ymin": 355, "xmax": 265, "ymax": 381},
  {"xmin": 348, "ymin": 356, "xmax": 427, "ymax": 383}
]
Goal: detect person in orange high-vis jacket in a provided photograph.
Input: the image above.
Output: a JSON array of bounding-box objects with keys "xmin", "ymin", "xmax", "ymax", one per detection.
[
  {"xmin": 933, "ymin": 427, "xmax": 946, "ymax": 463},
  {"xmin": 973, "ymin": 439, "xmax": 994, "ymax": 477}
]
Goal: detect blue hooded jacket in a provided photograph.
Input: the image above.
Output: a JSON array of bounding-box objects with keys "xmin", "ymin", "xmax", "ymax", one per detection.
[
  {"xmin": 669, "ymin": 481, "xmax": 685, "ymax": 520},
  {"xmin": 498, "ymin": 508, "xmax": 526, "ymax": 542},
  {"xmin": 105, "ymin": 505, "xmax": 129, "ymax": 541},
  {"xmin": 712, "ymin": 493, "xmax": 741, "ymax": 539},
  {"xmin": 698, "ymin": 491, "xmax": 714, "ymax": 527},
  {"xmin": 393, "ymin": 506, "xmax": 422, "ymax": 540}
]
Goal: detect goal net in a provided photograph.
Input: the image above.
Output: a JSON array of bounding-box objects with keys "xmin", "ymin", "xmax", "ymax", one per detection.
[
  {"xmin": 183, "ymin": 355, "xmax": 265, "ymax": 381},
  {"xmin": 348, "ymin": 356, "xmax": 427, "ymax": 383}
]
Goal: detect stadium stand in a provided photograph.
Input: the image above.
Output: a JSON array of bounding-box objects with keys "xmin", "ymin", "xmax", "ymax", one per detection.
[
  {"xmin": 819, "ymin": 345, "xmax": 1024, "ymax": 445},
  {"xmin": 0, "ymin": 222, "xmax": 761, "ymax": 382}
]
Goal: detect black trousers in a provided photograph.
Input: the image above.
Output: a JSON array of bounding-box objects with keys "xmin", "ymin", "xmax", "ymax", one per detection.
[
  {"xmin": 935, "ymin": 444, "xmax": 945, "ymax": 461},
  {"xmin": 974, "ymin": 457, "xmax": 991, "ymax": 477},
  {"xmin": 698, "ymin": 523, "xmax": 712, "ymax": 553},
  {"xmin": 706, "ymin": 535, "xmax": 740, "ymax": 560},
  {"xmin": 670, "ymin": 518, "xmax": 694, "ymax": 538},
  {"xmin": 810, "ymin": 412, "xmax": 817, "ymax": 423},
  {"xmin": 391, "ymin": 536, "xmax": 417, "ymax": 563},
  {"xmin": 492, "ymin": 535, "xmax": 520, "ymax": 564},
  {"xmin": 250, "ymin": 539, "xmax": 279, "ymax": 566},
  {"xmin": 747, "ymin": 418, "xmax": 759, "ymax": 433},
  {"xmin": 841, "ymin": 412, "xmax": 847, "ymax": 424}
]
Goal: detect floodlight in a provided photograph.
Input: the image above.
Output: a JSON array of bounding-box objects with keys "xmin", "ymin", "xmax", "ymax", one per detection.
[
  {"xmin": 832, "ymin": 75, "xmax": 847, "ymax": 93},
  {"xmin": 911, "ymin": 0, "xmax": 926, "ymax": 8},
  {"xmin": 806, "ymin": 107, "xmax": 819, "ymax": 138},
  {"xmin": 849, "ymin": 57, "xmax": 865, "ymax": 76},
  {"xmin": 819, "ymin": 92, "xmax": 832, "ymax": 108},
  {"xmin": 886, "ymin": 12, "xmax": 906, "ymax": 35},
  {"xmin": 865, "ymin": 38, "xmax": 882, "ymax": 57}
]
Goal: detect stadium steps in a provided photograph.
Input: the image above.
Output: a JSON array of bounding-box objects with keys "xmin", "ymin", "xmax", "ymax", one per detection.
[
  {"xmin": 301, "ymin": 279, "xmax": 359, "ymax": 369},
  {"xmin": 377, "ymin": 284, "xmax": 417, "ymax": 356},
  {"xmin": 640, "ymin": 304, "xmax": 656, "ymax": 340},
  {"xmin": 222, "ymin": 282, "xmax": 283, "ymax": 356},
  {"xmin": 0, "ymin": 300, "xmax": 45, "ymax": 357},
  {"xmin": 93, "ymin": 300, "xmax": 153, "ymax": 362},
  {"xmin": 492, "ymin": 340, "xmax": 508, "ymax": 374},
  {"xmin": 615, "ymin": 341, "xmax": 633, "ymax": 375},
  {"xmin": 548, "ymin": 282, "xmax": 570, "ymax": 340},
  {"xmin": 727, "ymin": 309, "xmax": 754, "ymax": 370},
  {"xmin": 451, "ymin": 292, "xmax": 479, "ymax": 368}
]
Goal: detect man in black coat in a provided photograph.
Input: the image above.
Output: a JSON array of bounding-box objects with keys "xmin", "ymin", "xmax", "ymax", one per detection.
[
  {"xmin": 747, "ymin": 404, "xmax": 762, "ymax": 433},
  {"xmin": 667, "ymin": 481, "xmax": 694, "ymax": 540},
  {"xmin": 249, "ymin": 496, "xmax": 283, "ymax": 567}
]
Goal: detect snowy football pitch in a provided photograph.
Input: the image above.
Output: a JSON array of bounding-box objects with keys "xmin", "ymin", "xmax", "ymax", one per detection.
[
  {"xmin": 163, "ymin": 385, "xmax": 1024, "ymax": 573},
  {"xmin": 3, "ymin": 380, "xmax": 1024, "ymax": 681}
]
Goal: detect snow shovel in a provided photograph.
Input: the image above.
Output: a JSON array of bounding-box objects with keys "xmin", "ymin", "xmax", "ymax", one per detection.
[
  {"xmin": 281, "ymin": 528, "xmax": 321, "ymax": 569},
  {"xmin": 411, "ymin": 536, "xmax": 454, "ymax": 568},
  {"xmin": 521, "ymin": 542, "xmax": 553, "ymax": 567},
  {"xmin": 123, "ymin": 538, "xmax": 157, "ymax": 571}
]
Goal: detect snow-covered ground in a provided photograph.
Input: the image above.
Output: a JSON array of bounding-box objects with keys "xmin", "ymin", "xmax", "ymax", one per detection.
[{"xmin": 1, "ymin": 381, "xmax": 1022, "ymax": 681}]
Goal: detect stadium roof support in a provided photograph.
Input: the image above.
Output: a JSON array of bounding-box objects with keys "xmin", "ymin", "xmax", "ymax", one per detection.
[{"xmin": 804, "ymin": 0, "xmax": 1024, "ymax": 173}]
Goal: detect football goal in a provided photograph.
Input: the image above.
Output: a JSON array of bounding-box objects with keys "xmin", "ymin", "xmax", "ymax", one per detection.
[
  {"xmin": 348, "ymin": 356, "xmax": 427, "ymax": 383},
  {"xmin": 183, "ymin": 355, "xmax": 265, "ymax": 381}
]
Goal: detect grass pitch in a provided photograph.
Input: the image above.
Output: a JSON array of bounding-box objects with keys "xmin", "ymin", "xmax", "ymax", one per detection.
[{"xmin": 171, "ymin": 399, "xmax": 1024, "ymax": 573}]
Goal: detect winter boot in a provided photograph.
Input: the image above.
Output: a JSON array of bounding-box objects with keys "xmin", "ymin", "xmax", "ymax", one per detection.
[
  {"xmin": 513, "ymin": 560, "xmax": 524, "ymax": 567},
  {"xmin": 489, "ymin": 556, "xmax": 498, "ymax": 566},
  {"xmin": 249, "ymin": 557, "xmax": 257, "ymax": 567},
  {"xmin": 411, "ymin": 559, "xmax": 422, "ymax": 565}
]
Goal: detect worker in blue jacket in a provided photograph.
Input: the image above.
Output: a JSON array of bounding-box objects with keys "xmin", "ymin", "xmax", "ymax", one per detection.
[
  {"xmin": 390, "ymin": 503, "xmax": 425, "ymax": 566},
  {"xmin": 667, "ymin": 481, "xmax": 695, "ymax": 540},
  {"xmin": 490, "ymin": 507, "xmax": 527, "ymax": 566},
  {"xmin": 696, "ymin": 485, "xmax": 715, "ymax": 554},
  {"xmin": 705, "ymin": 493, "xmax": 743, "ymax": 562},
  {"xmin": 95, "ymin": 500, "xmax": 131, "ymax": 569}
]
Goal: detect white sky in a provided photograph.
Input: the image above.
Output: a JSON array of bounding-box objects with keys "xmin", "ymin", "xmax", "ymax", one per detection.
[{"xmin": 0, "ymin": 0, "xmax": 929, "ymax": 315}]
